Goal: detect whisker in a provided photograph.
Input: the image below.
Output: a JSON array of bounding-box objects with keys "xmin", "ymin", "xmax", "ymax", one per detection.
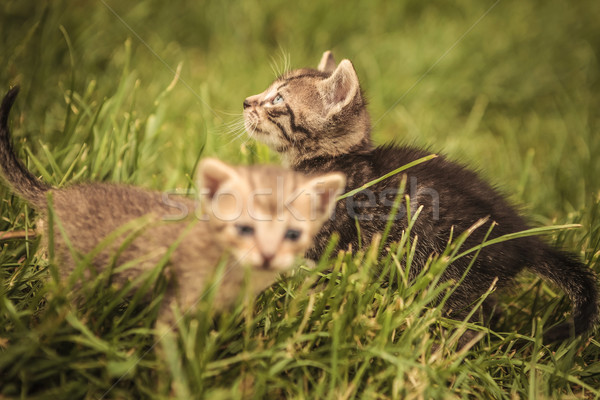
[
  {"xmin": 222, "ymin": 132, "xmax": 246, "ymax": 146},
  {"xmin": 283, "ymin": 50, "xmax": 291, "ymax": 74},
  {"xmin": 215, "ymin": 126, "xmax": 247, "ymax": 140},
  {"xmin": 211, "ymin": 120, "xmax": 248, "ymax": 140},
  {"xmin": 269, "ymin": 55, "xmax": 280, "ymax": 78},
  {"xmin": 213, "ymin": 109, "xmax": 245, "ymax": 117},
  {"xmin": 269, "ymin": 47, "xmax": 292, "ymax": 78},
  {"xmin": 217, "ymin": 124, "xmax": 245, "ymax": 136},
  {"xmin": 218, "ymin": 120, "xmax": 247, "ymax": 130},
  {"xmin": 215, "ymin": 115, "xmax": 246, "ymax": 127}
]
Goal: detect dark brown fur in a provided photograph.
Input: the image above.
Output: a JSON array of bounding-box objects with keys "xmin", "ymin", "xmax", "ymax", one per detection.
[{"xmin": 243, "ymin": 52, "xmax": 599, "ymax": 343}]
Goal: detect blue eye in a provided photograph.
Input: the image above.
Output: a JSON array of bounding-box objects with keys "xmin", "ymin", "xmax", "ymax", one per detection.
[
  {"xmin": 272, "ymin": 94, "xmax": 284, "ymax": 105},
  {"xmin": 284, "ymin": 229, "xmax": 302, "ymax": 241},
  {"xmin": 236, "ymin": 224, "xmax": 255, "ymax": 237}
]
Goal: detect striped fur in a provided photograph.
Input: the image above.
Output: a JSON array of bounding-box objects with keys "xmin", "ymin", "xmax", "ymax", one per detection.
[
  {"xmin": 243, "ymin": 51, "xmax": 599, "ymax": 345},
  {"xmin": 243, "ymin": 64, "xmax": 372, "ymax": 167}
]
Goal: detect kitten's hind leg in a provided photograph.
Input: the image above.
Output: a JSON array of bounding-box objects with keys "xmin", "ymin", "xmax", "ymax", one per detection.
[
  {"xmin": 443, "ymin": 289, "xmax": 501, "ymax": 349},
  {"xmin": 482, "ymin": 294, "xmax": 503, "ymax": 329}
]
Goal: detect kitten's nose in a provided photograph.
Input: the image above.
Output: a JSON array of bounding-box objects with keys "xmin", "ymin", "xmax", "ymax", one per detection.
[
  {"xmin": 261, "ymin": 254, "xmax": 274, "ymax": 270},
  {"xmin": 243, "ymin": 99, "xmax": 251, "ymax": 109}
]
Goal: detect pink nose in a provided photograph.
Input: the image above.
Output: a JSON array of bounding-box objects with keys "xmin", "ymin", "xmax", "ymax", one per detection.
[{"xmin": 261, "ymin": 254, "xmax": 274, "ymax": 270}]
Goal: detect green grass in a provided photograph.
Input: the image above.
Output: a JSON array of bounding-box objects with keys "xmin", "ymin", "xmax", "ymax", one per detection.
[{"xmin": 1, "ymin": 0, "xmax": 600, "ymax": 398}]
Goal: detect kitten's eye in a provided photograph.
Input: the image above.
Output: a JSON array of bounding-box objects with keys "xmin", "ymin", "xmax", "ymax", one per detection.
[
  {"xmin": 271, "ymin": 94, "xmax": 284, "ymax": 105},
  {"xmin": 284, "ymin": 228, "xmax": 302, "ymax": 242},
  {"xmin": 236, "ymin": 224, "xmax": 255, "ymax": 237}
]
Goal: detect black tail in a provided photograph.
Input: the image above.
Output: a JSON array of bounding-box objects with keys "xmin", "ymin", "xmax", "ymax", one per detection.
[
  {"xmin": 0, "ymin": 86, "xmax": 50, "ymax": 206},
  {"xmin": 530, "ymin": 246, "xmax": 599, "ymax": 342}
]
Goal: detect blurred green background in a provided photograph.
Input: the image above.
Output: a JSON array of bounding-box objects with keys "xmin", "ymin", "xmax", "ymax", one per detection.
[{"xmin": 1, "ymin": 0, "xmax": 599, "ymax": 219}]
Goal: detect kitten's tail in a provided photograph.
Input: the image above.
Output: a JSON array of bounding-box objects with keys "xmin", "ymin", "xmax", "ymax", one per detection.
[
  {"xmin": 0, "ymin": 86, "xmax": 50, "ymax": 206},
  {"xmin": 530, "ymin": 246, "xmax": 599, "ymax": 343}
]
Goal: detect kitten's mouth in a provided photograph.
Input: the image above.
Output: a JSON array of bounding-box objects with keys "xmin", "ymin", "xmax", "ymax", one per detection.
[
  {"xmin": 245, "ymin": 122, "xmax": 267, "ymax": 137},
  {"xmin": 244, "ymin": 112, "xmax": 282, "ymax": 149},
  {"xmin": 260, "ymin": 260, "xmax": 271, "ymax": 270},
  {"xmin": 243, "ymin": 113, "xmax": 263, "ymax": 136},
  {"xmin": 244, "ymin": 119, "xmax": 272, "ymax": 139}
]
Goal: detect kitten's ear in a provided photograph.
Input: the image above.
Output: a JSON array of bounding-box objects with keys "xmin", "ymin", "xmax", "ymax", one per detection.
[
  {"xmin": 302, "ymin": 172, "xmax": 346, "ymax": 221},
  {"xmin": 317, "ymin": 60, "xmax": 360, "ymax": 117},
  {"xmin": 317, "ymin": 50, "xmax": 336, "ymax": 73},
  {"xmin": 197, "ymin": 158, "xmax": 240, "ymax": 199}
]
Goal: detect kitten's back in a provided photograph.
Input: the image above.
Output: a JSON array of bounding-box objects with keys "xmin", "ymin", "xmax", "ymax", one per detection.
[
  {"xmin": 0, "ymin": 86, "xmax": 346, "ymax": 324},
  {"xmin": 242, "ymin": 52, "xmax": 599, "ymax": 343}
]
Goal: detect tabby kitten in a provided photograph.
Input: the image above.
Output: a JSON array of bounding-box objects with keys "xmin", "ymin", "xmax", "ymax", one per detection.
[
  {"xmin": 243, "ymin": 51, "xmax": 599, "ymax": 343},
  {"xmin": 0, "ymin": 86, "xmax": 345, "ymax": 325}
]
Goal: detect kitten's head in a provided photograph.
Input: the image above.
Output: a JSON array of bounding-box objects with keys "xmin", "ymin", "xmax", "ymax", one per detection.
[
  {"xmin": 243, "ymin": 51, "xmax": 371, "ymax": 166},
  {"xmin": 197, "ymin": 158, "xmax": 345, "ymax": 272}
]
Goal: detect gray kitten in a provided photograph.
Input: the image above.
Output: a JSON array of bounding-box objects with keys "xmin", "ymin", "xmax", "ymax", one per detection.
[
  {"xmin": 0, "ymin": 86, "xmax": 345, "ymax": 325},
  {"xmin": 242, "ymin": 51, "xmax": 598, "ymax": 343}
]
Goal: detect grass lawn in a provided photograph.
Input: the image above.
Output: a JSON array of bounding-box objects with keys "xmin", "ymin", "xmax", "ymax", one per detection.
[{"xmin": 1, "ymin": 0, "xmax": 599, "ymax": 398}]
